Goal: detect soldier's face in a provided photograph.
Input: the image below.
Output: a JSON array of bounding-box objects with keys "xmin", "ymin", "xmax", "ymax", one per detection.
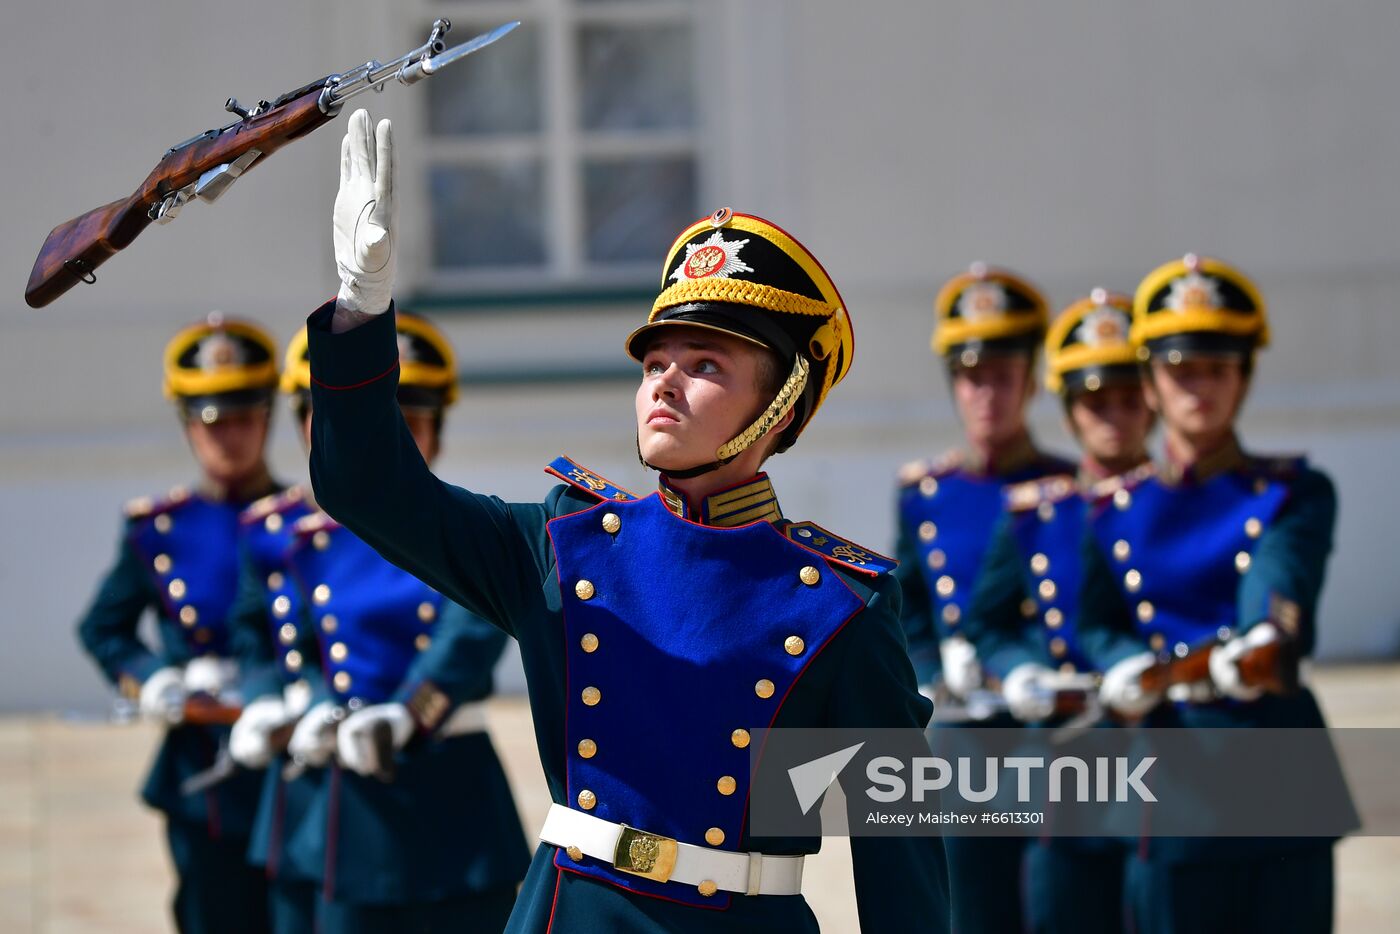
[
  {"xmin": 185, "ymin": 408, "xmax": 269, "ymax": 485},
  {"xmin": 1068, "ymin": 383, "xmax": 1152, "ymax": 464},
  {"xmin": 1145, "ymin": 356, "xmax": 1246, "ymax": 439},
  {"xmin": 951, "ymin": 354, "xmax": 1033, "ymax": 448},
  {"xmin": 636, "ymin": 327, "xmax": 781, "ymax": 473}
]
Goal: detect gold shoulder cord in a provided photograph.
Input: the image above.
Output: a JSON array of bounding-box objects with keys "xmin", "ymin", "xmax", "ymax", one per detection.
[{"xmin": 716, "ymin": 355, "xmax": 810, "ymax": 461}]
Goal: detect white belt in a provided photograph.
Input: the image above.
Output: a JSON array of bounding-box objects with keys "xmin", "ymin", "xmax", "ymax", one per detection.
[
  {"xmin": 539, "ymin": 804, "xmax": 804, "ymax": 897},
  {"xmin": 439, "ymin": 701, "xmax": 487, "ymax": 737}
]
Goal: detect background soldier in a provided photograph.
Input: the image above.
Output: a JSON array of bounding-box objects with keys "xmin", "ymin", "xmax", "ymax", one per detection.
[
  {"xmin": 894, "ymin": 264, "xmax": 1071, "ymax": 933},
  {"xmin": 962, "ymin": 289, "xmax": 1154, "ymax": 933},
  {"xmin": 76, "ymin": 314, "xmax": 281, "ymax": 934}
]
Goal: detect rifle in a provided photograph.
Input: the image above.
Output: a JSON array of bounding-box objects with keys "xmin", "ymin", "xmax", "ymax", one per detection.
[
  {"xmin": 931, "ymin": 673, "xmax": 1101, "ymax": 725},
  {"xmin": 1138, "ymin": 630, "xmax": 1300, "ymax": 698},
  {"xmin": 24, "ymin": 19, "xmax": 518, "ymax": 308}
]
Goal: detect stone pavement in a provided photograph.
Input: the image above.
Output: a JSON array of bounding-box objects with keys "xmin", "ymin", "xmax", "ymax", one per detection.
[{"xmin": 2, "ymin": 664, "xmax": 1397, "ymax": 932}]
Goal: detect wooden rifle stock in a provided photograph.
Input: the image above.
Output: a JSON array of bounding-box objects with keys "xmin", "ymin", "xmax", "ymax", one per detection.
[{"xmin": 1138, "ymin": 632, "xmax": 1300, "ymax": 698}]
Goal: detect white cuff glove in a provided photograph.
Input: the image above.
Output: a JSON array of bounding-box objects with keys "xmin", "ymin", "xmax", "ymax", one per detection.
[
  {"xmin": 229, "ymin": 697, "xmax": 294, "ymax": 769},
  {"xmin": 139, "ymin": 667, "xmax": 187, "ymax": 722},
  {"xmin": 1002, "ymin": 663, "xmax": 1057, "ymax": 722},
  {"xmin": 333, "ymin": 109, "xmax": 396, "ymax": 316},
  {"xmin": 336, "ymin": 703, "xmax": 414, "ymax": 777},
  {"xmin": 940, "ymin": 636, "xmax": 983, "ymax": 698},
  {"xmin": 287, "ymin": 700, "xmax": 342, "ymax": 768},
  {"xmin": 1100, "ymin": 652, "xmax": 1162, "ymax": 718},
  {"xmin": 183, "ymin": 656, "xmax": 238, "ymax": 697},
  {"xmin": 1209, "ymin": 623, "xmax": 1279, "ymax": 701}
]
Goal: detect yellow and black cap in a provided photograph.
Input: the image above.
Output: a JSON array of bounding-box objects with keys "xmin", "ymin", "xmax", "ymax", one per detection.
[
  {"xmin": 933, "ymin": 263, "xmax": 1049, "ymax": 365},
  {"xmin": 282, "ymin": 313, "xmax": 458, "ymax": 411},
  {"xmin": 163, "ymin": 313, "xmax": 278, "ymax": 423},
  {"xmin": 1132, "ymin": 254, "xmax": 1269, "ymax": 361},
  {"xmin": 1046, "ymin": 289, "xmax": 1140, "ymax": 396},
  {"xmin": 626, "ymin": 207, "xmax": 852, "ymax": 475}
]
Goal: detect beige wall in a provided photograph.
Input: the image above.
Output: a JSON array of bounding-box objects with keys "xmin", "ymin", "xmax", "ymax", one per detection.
[{"xmin": 2, "ymin": 1, "xmax": 1397, "ymax": 711}]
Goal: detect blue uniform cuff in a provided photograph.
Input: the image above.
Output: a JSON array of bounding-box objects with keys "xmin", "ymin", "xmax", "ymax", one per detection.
[{"xmin": 306, "ymin": 300, "xmax": 400, "ymax": 393}]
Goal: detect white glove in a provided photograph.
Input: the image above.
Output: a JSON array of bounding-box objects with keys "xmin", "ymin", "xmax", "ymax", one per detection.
[
  {"xmin": 183, "ymin": 656, "xmax": 238, "ymax": 697},
  {"xmin": 287, "ymin": 700, "xmax": 342, "ymax": 768},
  {"xmin": 1099, "ymin": 652, "xmax": 1162, "ymax": 719},
  {"xmin": 1209, "ymin": 623, "xmax": 1279, "ymax": 701},
  {"xmin": 333, "ymin": 109, "xmax": 396, "ymax": 315},
  {"xmin": 940, "ymin": 636, "xmax": 983, "ymax": 698},
  {"xmin": 336, "ymin": 703, "xmax": 414, "ymax": 777},
  {"xmin": 1002, "ymin": 663, "xmax": 1057, "ymax": 722},
  {"xmin": 229, "ymin": 697, "xmax": 294, "ymax": 769},
  {"xmin": 139, "ymin": 667, "xmax": 187, "ymax": 722}
]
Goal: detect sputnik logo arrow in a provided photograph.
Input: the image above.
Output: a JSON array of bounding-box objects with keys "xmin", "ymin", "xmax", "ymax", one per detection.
[{"xmin": 787, "ymin": 742, "xmax": 865, "ymax": 815}]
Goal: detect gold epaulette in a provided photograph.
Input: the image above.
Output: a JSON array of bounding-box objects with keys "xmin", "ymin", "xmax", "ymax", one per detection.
[
  {"xmin": 1089, "ymin": 462, "xmax": 1157, "ymax": 501},
  {"xmin": 124, "ymin": 485, "xmax": 192, "ymax": 519},
  {"xmin": 293, "ymin": 511, "xmax": 338, "ymax": 536},
  {"xmin": 545, "ymin": 456, "xmax": 638, "ymax": 502},
  {"xmin": 1006, "ymin": 474, "xmax": 1078, "ymax": 513},
  {"xmin": 784, "ymin": 521, "xmax": 897, "ymax": 576},
  {"xmin": 897, "ymin": 450, "xmax": 963, "ymax": 487},
  {"xmin": 241, "ymin": 485, "xmax": 307, "ymax": 523}
]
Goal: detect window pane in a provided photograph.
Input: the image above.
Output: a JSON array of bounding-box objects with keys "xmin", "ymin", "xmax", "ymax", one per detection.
[
  {"xmin": 583, "ymin": 156, "xmax": 697, "ymax": 264},
  {"xmin": 577, "ymin": 24, "xmax": 695, "ymax": 131},
  {"xmin": 426, "ymin": 21, "xmax": 542, "ymax": 135},
  {"xmin": 429, "ymin": 162, "xmax": 547, "ymax": 268}
]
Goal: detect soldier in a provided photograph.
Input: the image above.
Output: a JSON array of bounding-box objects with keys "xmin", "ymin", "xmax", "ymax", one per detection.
[
  {"xmin": 1083, "ymin": 255, "xmax": 1345, "ymax": 933},
  {"xmin": 76, "ymin": 314, "xmax": 281, "ymax": 934},
  {"xmin": 293, "ymin": 109, "xmax": 950, "ymax": 931},
  {"xmin": 893, "ymin": 264, "xmax": 1072, "ymax": 933},
  {"xmin": 229, "ymin": 320, "xmax": 532, "ymax": 932},
  {"xmin": 961, "ymin": 289, "xmax": 1154, "ymax": 934}
]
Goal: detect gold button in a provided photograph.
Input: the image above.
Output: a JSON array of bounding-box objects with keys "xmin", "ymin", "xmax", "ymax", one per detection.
[
  {"xmin": 920, "ymin": 476, "xmax": 939, "ymax": 498},
  {"xmin": 1137, "ymin": 601, "xmax": 1155, "ymax": 624},
  {"xmin": 284, "ymin": 650, "xmax": 303, "ymax": 672},
  {"xmin": 1235, "ymin": 551, "xmax": 1252, "ymax": 573},
  {"xmin": 918, "ymin": 521, "xmax": 938, "ymax": 542},
  {"xmin": 415, "ymin": 634, "xmax": 432, "ymax": 651},
  {"xmin": 1038, "ymin": 579, "xmax": 1057, "ymax": 601},
  {"xmin": 263, "ymin": 513, "xmax": 282, "ymax": 533},
  {"xmin": 329, "ymin": 642, "xmax": 348, "ymax": 662},
  {"xmin": 926, "ymin": 549, "xmax": 946, "ymax": 570},
  {"xmin": 755, "ymin": 679, "xmax": 775, "ymax": 699},
  {"xmin": 322, "ymin": 614, "xmax": 338, "ymax": 633},
  {"xmin": 942, "ymin": 604, "xmax": 961, "ymax": 626},
  {"xmin": 601, "ymin": 513, "xmax": 621, "ymax": 534},
  {"xmin": 193, "ymin": 628, "xmax": 212, "ymax": 644},
  {"xmin": 1037, "ymin": 501, "xmax": 1056, "ymax": 522},
  {"xmin": 936, "ymin": 575, "xmax": 955, "ymax": 598},
  {"xmin": 1049, "ymin": 637, "xmax": 1067, "ymax": 658},
  {"xmin": 278, "ymin": 623, "xmax": 297, "ymax": 645},
  {"xmin": 566, "ymin": 846, "xmax": 583, "ymax": 862},
  {"xmin": 581, "ymin": 686, "xmax": 601, "ymax": 706},
  {"xmin": 731, "ymin": 729, "xmax": 751, "ymax": 749},
  {"xmin": 167, "ymin": 579, "xmax": 186, "ymax": 600},
  {"xmin": 575, "ymin": 579, "xmax": 596, "ymax": 600},
  {"xmin": 417, "ymin": 602, "xmax": 436, "ymax": 622},
  {"xmin": 578, "ymin": 739, "xmax": 597, "ymax": 759},
  {"xmin": 717, "ymin": 775, "xmax": 737, "ymax": 796},
  {"xmin": 1045, "ymin": 608, "xmax": 1064, "ymax": 629},
  {"xmin": 799, "ymin": 566, "xmax": 821, "ymax": 586},
  {"xmin": 577, "ymin": 789, "xmax": 596, "ymax": 810},
  {"xmin": 1114, "ymin": 489, "xmax": 1132, "ymax": 511},
  {"xmin": 705, "ymin": 827, "xmax": 725, "ymax": 846},
  {"xmin": 784, "ymin": 635, "xmax": 805, "ymax": 656},
  {"xmin": 313, "ymin": 584, "xmax": 331, "ymax": 605},
  {"xmin": 1124, "ymin": 569, "xmax": 1142, "ymax": 593},
  {"xmin": 1149, "ymin": 633, "xmax": 1166, "ymax": 652},
  {"xmin": 1030, "ymin": 553, "xmax": 1050, "ymax": 576},
  {"xmin": 179, "ymin": 605, "xmax": 198, "ymax": 627},
  {"xmin": 1020, "ymin": 598, "xmax": 1038, "ymax": 618},
  {"xmin": 580, "ymin": 633, "xmax": 599, "ymax": 653},
  {"xmin": 266, "ymin": 571, "xmax": 284, "ymax": 590},
  {"xmin": 1244, "ymin": 517, "xmax": 1262, "ymax": 539},
  {"xmin": 273, "ymin": 595, "xmax": 291, "ymax": 618},
  {"xmin": 1113, "ymin": 540, "xmax": 1131, "ymax": 563},
  {"xmin": 333, "ymin": 671, "xmax": 351, "ymax": 692},
  {"xmin": 697, "ymin": 880, "xmax": 718, "ymax": 897},
  {"xmin": 313, "ymin": 531, "xmax": 330, "ymax": 551},
  {"xmin": 154, "ymin": 514, "xmax": 173, "ymax": 534},
  {"xmin": 153, "ymin": 554, "xmax": 172, "ymax": 574}
]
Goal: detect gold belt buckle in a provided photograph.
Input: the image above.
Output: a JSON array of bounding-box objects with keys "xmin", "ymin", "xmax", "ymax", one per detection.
[{"xmin": 613, "ymin": 824, "xmax": 678, "ymax": 883}]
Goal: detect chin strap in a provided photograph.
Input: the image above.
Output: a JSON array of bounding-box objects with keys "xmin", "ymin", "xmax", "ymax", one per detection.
[{"xmin": 639, "ymin": 355, "xmax": 810, "ymax": 480}]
